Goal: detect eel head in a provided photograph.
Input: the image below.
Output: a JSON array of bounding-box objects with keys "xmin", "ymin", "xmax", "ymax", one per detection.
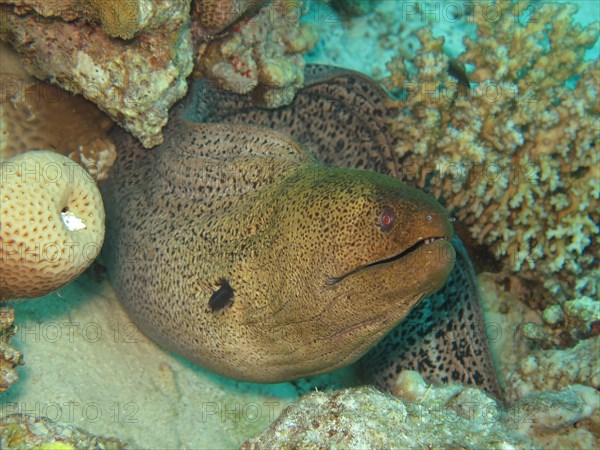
[{"xmin": 237, "ymin": 164, "xmax": 455, "ymax": 381}]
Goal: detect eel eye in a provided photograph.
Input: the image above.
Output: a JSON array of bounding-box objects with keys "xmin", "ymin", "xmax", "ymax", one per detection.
[{"xmin": 378, "ymin": 207, "xmax": 396, "ymax": 231}]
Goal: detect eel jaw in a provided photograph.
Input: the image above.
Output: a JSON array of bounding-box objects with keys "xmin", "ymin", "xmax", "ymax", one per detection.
[{"xmin": 326, "ymin": 236, "xmax": 450, "ymax": 286}]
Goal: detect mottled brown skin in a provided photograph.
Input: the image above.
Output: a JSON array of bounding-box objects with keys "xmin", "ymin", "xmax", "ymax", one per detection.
[
  {"xmin": 185, "ymin": 65, "xmax": 502, "ymax": 399},
  {"xmin": 102, "ymin": 115, "xmax": 454, "ymax": 382},
  {"xmin": 103, "ymin": 65, "xmax": 502, "ymax": 400}
]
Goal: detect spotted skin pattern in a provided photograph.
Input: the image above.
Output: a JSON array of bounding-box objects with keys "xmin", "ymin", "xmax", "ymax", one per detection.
[
  {"xmin": 186, "ymin": 65, "xmax": 502, "ymax": 399},
  {"xmin": 362, "ymin": 237, "xmax": 502, "ymax": 400},
  {"xmin": 102, "ymin": 69, "xmax": 455, "ymax": 383},
  {"xmin": 103, "ymin": 65, "xmax": 501, "ymax": 398},
  {"xmin": 186, "ymin": 65, "xmax": 401, "ymax": 175}
]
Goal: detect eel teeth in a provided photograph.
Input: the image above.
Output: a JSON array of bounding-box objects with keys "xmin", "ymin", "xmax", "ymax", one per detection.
[
  {"xmin": 326, "ymin": 236, "xmax": 451, "ymax": 285},
  {"xmin": 423, "ymin": 236, "xmax": 449, "ymax": 245}
]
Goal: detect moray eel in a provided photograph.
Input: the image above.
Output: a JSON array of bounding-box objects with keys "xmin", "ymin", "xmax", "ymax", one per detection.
[{"xmin": 102, "ymin": 65, "xmax": 501, "ymax": 398}]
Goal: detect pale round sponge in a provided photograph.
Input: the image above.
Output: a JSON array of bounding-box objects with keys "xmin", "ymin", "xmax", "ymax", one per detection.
[{"xmin": 1, "ymin": 150, "xmax": 105, "ymax": 300}]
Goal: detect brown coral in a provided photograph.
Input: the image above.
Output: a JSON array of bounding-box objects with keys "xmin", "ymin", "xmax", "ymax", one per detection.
[
  {"xmin": 2, "ymin": 0, "xmax": 183, "ymax": 39},
  {"xmin": 192, "ymin": 0, "xmax": 268, "ymax": 40},
  {"xmin": 81, "ymin": 0, "xmax": 140, "ymax": 39},
  {"xmin": 383, "ymin": 0, "xmax": 599, "ymax": 303},
  {"xmin": 0, "ymin": 71, "xmax": 116, "ymax": 181},
  {"xmin": 197, "ymin": 0, "xmax": 318, "ymax": 108}
]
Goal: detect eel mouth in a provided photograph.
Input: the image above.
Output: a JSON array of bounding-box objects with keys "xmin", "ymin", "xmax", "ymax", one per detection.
[{"xmin": 326, "ymin": 236, "xmax": 450, "ymax": 285}]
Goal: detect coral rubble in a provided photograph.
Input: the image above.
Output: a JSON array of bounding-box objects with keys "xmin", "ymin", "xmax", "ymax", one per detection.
[
  {"xmin": 1, "ymin": 0, "xmax": 193, "ymax": 148},
  {"xmin": 506, "ymin": 335, "xmax": 600, "ymax": 401},
  {"xmin": 244, "ymin": 373, "xmax": 598, "ymax": 449},
  {"xmin": 0, "ymin": 413, "xmax": 126, "ymax": 449},
  {"xmin": 197, "ymin": 0, "xmax": 319, "ymax": 108},
  {"xmin": 242, "ymin": 386, "xmax": 528, "ymax": 449},
  {"xmin": 383, "ymin": 1, "xmax": 599, "ymax": 305},
  {"xmin": 509, "ymin": 385, "xmax": 600, "ymax": 449},
  {"xmin": 0, "ymin": 306, "xmax": 23, "ymax": 392},
  {"xmin": 0, "ymin": 151, "xmax": 105, "ymax": 300}
]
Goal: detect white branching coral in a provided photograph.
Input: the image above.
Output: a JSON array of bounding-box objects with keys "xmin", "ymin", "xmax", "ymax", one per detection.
[{"xmin": 384, "ymin": 1, "xmax": 599, "ymax": 303}]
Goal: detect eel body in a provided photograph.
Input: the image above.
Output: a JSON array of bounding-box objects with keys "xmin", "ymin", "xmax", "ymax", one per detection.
[{"xmin": 102, "ymin": 65, "xmax": 501, "ymax": 398}]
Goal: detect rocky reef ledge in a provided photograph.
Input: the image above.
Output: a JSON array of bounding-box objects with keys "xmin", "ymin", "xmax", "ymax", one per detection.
[{"xmin": 243, "ymin": 373, "xmax": 599, "ymax": 449}]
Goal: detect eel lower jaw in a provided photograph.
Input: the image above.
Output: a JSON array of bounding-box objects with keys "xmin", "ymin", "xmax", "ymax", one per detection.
[{"xmin": 326, "ymin": 236, "xmax": 450, "ymax": 286}]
